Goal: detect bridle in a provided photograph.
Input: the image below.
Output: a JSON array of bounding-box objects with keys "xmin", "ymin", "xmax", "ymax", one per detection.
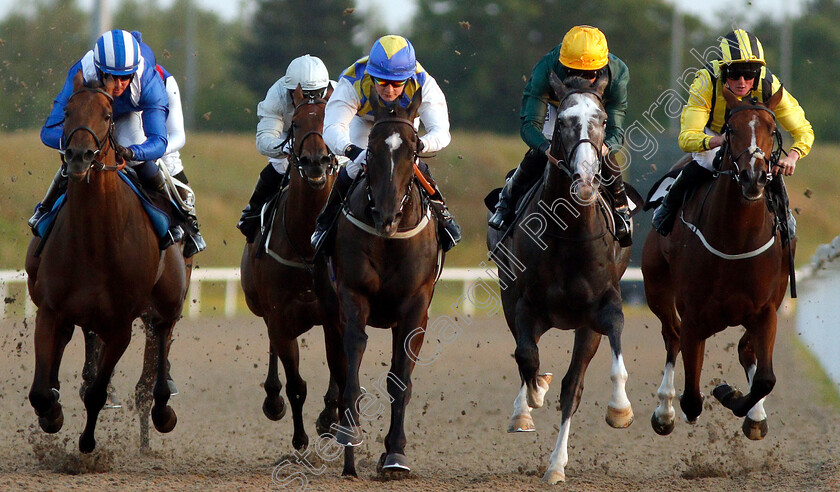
[
  {"xmin": 61, "ymin": 87, "xmax": 125, "ymax": 172},
  {"xmin": 548, "ymin": 89, "xmax": 605, "ymax": 179},
  {"xmin": 286, "ymin": 96, "xmax": 337, "ymax": 178},
  {"xmin": 718, "ymin": 103, "xmax": 783, "ymax": 185},
  {"xmin": 365, "ymin": 115, "xmax": 421, "ymax": 217}
]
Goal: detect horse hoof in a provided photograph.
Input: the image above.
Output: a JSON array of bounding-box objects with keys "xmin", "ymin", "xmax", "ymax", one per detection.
[
  {"xmin": 152, "ymin": 405, "xmax": 178, "ymax": 433},
  {"xmin": 380, "ymin": 453, "xmax": 411, "ymax": 475},
  {"xmin": 334, "ymin": 425, "xmax": 363, "ymax": 447},
  {"xmin": 508, "ymin": 414, "xmax": 536, "ymax": 433},
  {"xmin": 542, "ymin": 468, "xmax": 566, "ymax": 484},
  {"xmin": 526, "ymin": 373, "xmax": 553, "ymax": 408},
  {"xmin": 79, "ymin": 433, "xmax": 96, "ymax": 454},
  {"xmin": 606, "ymin": 405, "xmax": 634, "ymax": 429},
  {"xmin": 292, "ymin": 433, "xmax": 309, "ymax": 451},
  {"xmin": 37, "ymin": 405, "xmax": 64, "ymax": 434},
  {"xmin": 262, "ymin": 395, "xmax": 287, "ymax": 421},
  {"xmin": 742, "ymin": 417, "xmax": 768, "ymax": 440},
  {"xmin": 650, "ymin": 412, "xmax": 675, "ymax": 436},
  {"xmin": 712, "ymin": 384, "xmax": 742, "ymax": 408},
  {"xmin": 315, "ymin": 409, "xmax": 338, "ymax": 436}
]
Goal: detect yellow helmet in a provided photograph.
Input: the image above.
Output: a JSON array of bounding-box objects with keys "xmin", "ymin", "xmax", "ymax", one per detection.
[
  {"xmin": 720, "ymin": 29, "xmax": 766, "ymax": 66},
  {"xmin": 559, "ymin": 25, "xmax": 609, "ymax": 71}
]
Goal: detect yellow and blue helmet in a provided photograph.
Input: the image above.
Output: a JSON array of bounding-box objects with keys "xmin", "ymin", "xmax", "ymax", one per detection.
[
  {"xmin": 94, "ymin": 30, "xmax": 140, "ymax": 76},
  {"xmin": 365, "ymin": 35, "xmax": 416, "ymax": 81}
]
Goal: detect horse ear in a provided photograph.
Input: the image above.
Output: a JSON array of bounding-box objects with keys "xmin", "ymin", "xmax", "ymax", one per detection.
[
  {"xmin": 722, "ymin": 83, "xmax": 741, "ymax": 110},
  {"xmin": 549, "ymin": 71, "xmax": 567, "ymax": 101},
  {"xmin": 368, "ymin": 82, "xmax": 384, "ymax": 117},
  {"xmin": 592, "ymin": 70, "xmax": 609, "ymax": 96},
  {"xmin": 292, "ymin": 84, "xmax": 305, "ymax": 106},
  {"xmin": 766, "ymin": 86, "xmax": 784, "ymax": 111},
  {"xmin": 72, "ymin": 69, "xmax": 84, "ymax": 91},
  {"xmin": 406, "ymin": 88, "xmax": 422, "ymax": 119},
  {"xmin": 324, "ymin": 83, "xmax": 334, "ymax": 101}
]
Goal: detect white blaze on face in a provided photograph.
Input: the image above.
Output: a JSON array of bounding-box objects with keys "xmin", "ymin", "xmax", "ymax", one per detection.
[
  {"xmin": 385, "ymin": 132, "xmax": 403, "ymax": 180},
  {"xmin": 559, "ymin": 95, "xmax": 601, "ymax": 181},
  {"xmin": 747, "ymin": 117, "xmax": 765, "ymax": 173}
]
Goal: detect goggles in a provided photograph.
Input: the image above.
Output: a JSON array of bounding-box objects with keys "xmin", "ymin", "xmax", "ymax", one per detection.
[
  {"xmin": 726, "ymin": 66, "xmax": 760, "ymax": 81},
  {"xmin": 372, "ymin": 77, "xmax": 408, "ymax": 88}
]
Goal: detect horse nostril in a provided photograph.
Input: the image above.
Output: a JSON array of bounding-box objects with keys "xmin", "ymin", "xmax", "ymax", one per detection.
[
  {"xmin": 320, "ymin": 155, "xmax": 332, "ymax": 166},
  {"xmin": 739, "ymin": 169, "xmax": 751, "ymax": 184},
  {"xmin": 64, "ymin": 149, "xmax": 75, "ymax": 160},
  {"xmin": 84, "ymin": 150, "xmax": 96, "ymax": 162}
]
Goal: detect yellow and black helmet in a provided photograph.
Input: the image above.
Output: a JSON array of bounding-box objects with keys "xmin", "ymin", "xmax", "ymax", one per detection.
[
  {"xmin": 559, "ymin": 25, "xmax": 609, "ymax": 71},
  {"xmin": 720, "ymin": 29, "xmax": 765, "ymax": 66}
]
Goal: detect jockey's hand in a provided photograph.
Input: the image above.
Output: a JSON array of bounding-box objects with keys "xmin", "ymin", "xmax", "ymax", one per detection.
[
  {"xmin": 708, "ymin": 135, "xmax": 726, "ymax": 149},
  {"xmin": 116, "ymin": 145, "xmax": 134, "ymax": 163},
  {"xmin": 776, "ymin": 150, "xmax": 799, "ymax": 176}
]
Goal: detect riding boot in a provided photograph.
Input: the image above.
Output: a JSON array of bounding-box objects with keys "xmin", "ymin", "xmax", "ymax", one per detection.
[
  {"xmin": 28, "ymin": 167, "xmax": 69, "ymax": 234},
  {"xmin": 416, "ymin": 161, "xmax": 461, "ymax": 252},
  {"xmin": 311, "ymin": 167, "xmax": 353, "ymax": 251},
  {"xmin": 488, "ymin": 148, "xmax": 547, "ymax": 230},
  {"xmin": 604, "ymin": 174, "xmax": 632, "ymax": 247},
  {"xmin": 652, "ymin": 161, "xmax": 712, "ymax": 236},
  {"xmin": 141, "ymin": 168, "xmax": 184, "ymax": 250},
  {"xmin": 172, "ymin": 174, "xmax": 207, "ymax": 258},
  {"xmin": 237, "ymin": 165, "xmax": 285, "ymax": 243}
]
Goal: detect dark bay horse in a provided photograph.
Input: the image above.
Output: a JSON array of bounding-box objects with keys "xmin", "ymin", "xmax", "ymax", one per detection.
[
  {"xmin": 486, "ymin": 74, "xmax": 634, "ymax": 484},
  {"xmin": 318, "ymin": 89, "xmax": 440, "ymax": 477},
  {"xmin": 241, "ymin": 85, "xmax": 345, "ymax": 451},
  {"xmin": 24, "ymin": 72, "xmax": 189, "ymax": 453},
  {"xmin": 643, "ymin": 86, "xmax": 791, "ymax": 440}
]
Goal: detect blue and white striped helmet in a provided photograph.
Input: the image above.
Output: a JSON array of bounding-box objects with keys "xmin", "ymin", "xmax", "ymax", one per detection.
[{"xmin": 93, "ymin": 30, "xmax": 140, "ymax": 76}]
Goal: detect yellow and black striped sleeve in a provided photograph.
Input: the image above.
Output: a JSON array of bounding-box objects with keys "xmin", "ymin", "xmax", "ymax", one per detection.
[
  {"xmin": 678, "ymin": 68, "xmax": 714, "ymax": 153},
  {"xmin": 769, "ymin": 75, "xmax": 814, "ymax": 158}
]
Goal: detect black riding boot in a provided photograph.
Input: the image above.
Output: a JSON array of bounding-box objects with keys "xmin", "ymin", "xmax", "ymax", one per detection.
[
  {"xmin": 603, "ymin": 167, "xmax": 632, "ymax": 247},
  {"xmin": 172, "ymin": 171, "xmax": 206, "ymax": 258},
  {"xmin": 142, "ymin": 170, "xmax": 184, "ymax": 250},
  {"xmin": 488, "ymin": 148, "xmax": 547, "ymax": 230},
  {"xmin": 416, "ymin": 161, "xmax": 461, "ymax": 252},
  {"xmin": 237, "ymin": 165, "xmax": 285, "ymax": 243},
  {"xmin": 311, "ymin": 167, "xmax": 353, "ymax": 251},
  {"xmin": 651, "ymin": 161, "xmax": 712, "ymax": 236},
  {"xmin": 28, "ymin": 167, "xmax": 69, "ymax": 234}
]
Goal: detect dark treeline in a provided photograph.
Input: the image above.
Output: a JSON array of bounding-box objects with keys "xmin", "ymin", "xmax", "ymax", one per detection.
[{"xmin": 1, "ymin": 0, "xmax": 838, "ymax": 140}]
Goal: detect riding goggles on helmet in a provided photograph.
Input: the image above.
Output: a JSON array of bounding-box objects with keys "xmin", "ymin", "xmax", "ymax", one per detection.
[
  {"xmin": 371, "ymin": 76, "xmax": 408, "ymax": 88},
  {"xmin": 725, "ymin": 64, "xmax": 761, "ymax": 81}
]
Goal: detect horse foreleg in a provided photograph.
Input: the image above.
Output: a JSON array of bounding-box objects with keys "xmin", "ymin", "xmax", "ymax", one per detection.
[
  {"xmin": 316, "ymin": 320, "xmax": 345, "ymax": 437},
  {"xmin": 150, "ymin": 320, "xmax": 177, "ymax": 435},
  {"xmin": 543, "ymin": 326, "xmax": 601, "ymax": 484},
  {"xmin": 135, "ymin": 322, "xmax": 157, "ymax": 452},
  {"xmin": 336, "ymin": 289, "xmax": 370, "ymax": 477},
  {"xmin": 679, "ymin": 327, "xmax": 706, "ymax": 424},
  {"xmin": 262, "ymin": 346, "xmax": 286, "ymax": 421},
  {"xmin": 79, "ymin": 324, "xmax": 131, "ymax": 453},
  {"xmin": 652, "ymin": 305, "xmax": 681, "ymax": 435},
  {"xmin": 597, "ymin": 295, "xmax": 633, "ymax": 428},
  {"xmin": 513, "ymin": 301, "xmax": 550, "ymax": 408},
  {"xmin": 714, "ymin": 313, "xmax": 777, "ymax": 425},
  {"xmin": 29, "ymin": 309, "xmax": 72, "ymax": 434},
  {"xmin": 508, "ymin": 383, "xmax": 536, "ymax": 432},
  {"xmin": 275, "ymin": 335, "xmax": 309, "ymax": 451}
]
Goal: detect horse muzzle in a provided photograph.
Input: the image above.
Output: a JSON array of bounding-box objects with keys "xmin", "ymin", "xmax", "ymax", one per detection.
[
  {"xmin": 374, "ymin": 212, "xmax": 402, "ymax": 237},
  {"xmin": 738, "ymin": 169, "xmax": 768, "ymax": 201},
  {"xmin": 63, "ymin": 148, "xmax": 96, "ymax": 181}
]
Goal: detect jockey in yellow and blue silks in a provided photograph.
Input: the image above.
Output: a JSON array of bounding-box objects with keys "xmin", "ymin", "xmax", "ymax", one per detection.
[
  {"xmin": 488, "ymin": 25, "xmax": 633, "ymax": 247},
  {"xmin": 312, "ymin": 34, "xmax": 461, "ymax": 252},
  {"xmin": 33, "ymin": 30, "xmax": 181, "ymax": 249},
  {"xmin": 652, "ymin": 29, "xmax": 814, "ymax": 235}
]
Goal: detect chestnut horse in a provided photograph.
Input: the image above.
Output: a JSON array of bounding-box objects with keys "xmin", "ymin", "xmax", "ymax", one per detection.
[
  {"xmin": 241, "ymin": 85, "xmax": 345, "ymax": 451},
  {"xmin": 642, "ymin": 86, "xmax": 792, "ymax": 440},
  {"xmin": 316, "ymin": 89, "xmax": 440, "ymax": 477},
  {"xmin": 486, "ymin": 74, "xmax": 635, "ymax": 484},
  {"xmin": 24, "ymin": 72, "xmax": 189, "ymax": 453}
]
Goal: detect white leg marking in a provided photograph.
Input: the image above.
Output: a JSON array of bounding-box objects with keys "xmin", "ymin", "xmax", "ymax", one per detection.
[
  {"xmin": 746, "ymin": 364, "xmax": 767, "ymax": 421},
  {"xmin": 543, "ymin": 416, "xmax": 571, "ymax": 484},
  {"xmin": 609, "ymin": 353, "xmax": 632, "ymax": 410},
  {"xmin": 526, "ymin": 373, "xmax": 552, "ymax": 408},
  {"xmin": 508, "ymin": 383, "xmax": 535, "ymax": 432},
  {"xmin": 654, "ymin": 362, "xmax": 676, "ymax": 423}
]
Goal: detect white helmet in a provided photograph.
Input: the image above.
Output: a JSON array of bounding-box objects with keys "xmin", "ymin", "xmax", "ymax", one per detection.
[{"xmin": 282, "ymin": 55, "xmax": 329, "ymax": 91}]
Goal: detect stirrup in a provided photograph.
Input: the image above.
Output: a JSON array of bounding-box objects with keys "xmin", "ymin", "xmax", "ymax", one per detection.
[{"xmin": 160, "ymin": 226, "xmax": 184, "ymax": 250}]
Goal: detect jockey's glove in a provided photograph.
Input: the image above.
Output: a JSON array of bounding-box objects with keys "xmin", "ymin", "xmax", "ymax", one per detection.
[
  {"xmin": 117, "ymin": 145, "xmax": 135, "ymax": 163},
  {"xmin": 344, "ymin": 144, "xmax": 364, "ymax": 160}
]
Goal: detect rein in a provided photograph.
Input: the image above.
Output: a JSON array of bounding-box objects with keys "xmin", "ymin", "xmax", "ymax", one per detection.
[
  {"xmin": 62, "ymin": 87, "xmax": 125, "ymax": 173},
  {"xmin": 364, "ymin": 115, "xmax": 421, "ymax": 218},
  {"xmin": 287, "ymin": 97, "xmax": 338, "ymax": 177},
  {"xmin": 718, "ymin": 104, "xmax": 783, "ymax": 185},
  {"xmin": 547, "ymin": 89, "xmax": 604, "ymax": 178}
]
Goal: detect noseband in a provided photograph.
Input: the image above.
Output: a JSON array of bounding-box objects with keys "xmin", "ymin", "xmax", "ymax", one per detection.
[
  {"xmin": 286, "ymin": 97, "xmax": 337, "ymax": 177},
  {"xmin": 62, "ymin": 87, "xmax": 124, "ymax": 172},
  {"xmin": 719, "ymin": 104, "xmax": 783, "ymax": 185},
  {"xmin": 549, "ymin": 89, "xmax": 605, "ymax": 178}
]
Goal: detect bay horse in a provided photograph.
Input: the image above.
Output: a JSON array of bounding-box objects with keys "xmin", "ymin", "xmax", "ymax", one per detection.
[
  {"xmin": 643, "ymin": 86, "xmax": 791, "ymax": 440},
  {"xmin": 316, "ymin": 89, "xmax": 440, "ymax": 477},
  {"xmin": 241, "ymin": 85, "xmax": 346, "ymax": 451},
  {"xmin": 486, "ymin": 73, "xmax": 635, "ymax": 484},
  {"xmin": 24, "ymin": 71, "xmax": 189, "ymax": 453}
]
